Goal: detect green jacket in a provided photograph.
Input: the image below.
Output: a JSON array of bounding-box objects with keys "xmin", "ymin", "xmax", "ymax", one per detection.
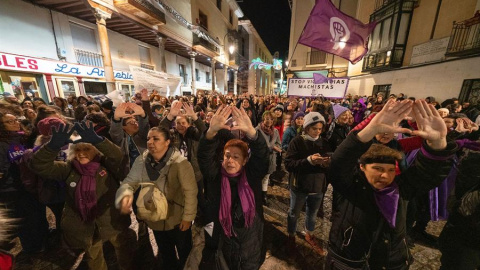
[{"xmin": 30, "ymin": 139, "xmax": 130, "ymax": 250}]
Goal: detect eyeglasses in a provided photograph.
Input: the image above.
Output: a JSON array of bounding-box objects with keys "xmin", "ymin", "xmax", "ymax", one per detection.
[{"xmin": 3, "ymin": 119, "xmax": 20, "ymax": 125}]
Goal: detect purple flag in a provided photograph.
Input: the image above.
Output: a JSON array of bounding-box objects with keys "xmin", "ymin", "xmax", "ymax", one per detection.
[
  {"xmin": 313, "ymin": 73, "xmax": 329, "ymax": 84},
  {"xmin": 299, "ymin": 0, "xmax": 377, "ymax": 64}
]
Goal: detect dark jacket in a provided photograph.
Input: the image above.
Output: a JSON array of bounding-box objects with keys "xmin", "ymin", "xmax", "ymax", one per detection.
[
  {"xmin": 328, "ymin": 123, "xmax": 350, "ymax": 151},
  {"xmin": 285, "ymin": 135, "xmax": 331, "ymax": 194},
  {"xmin": 160, "ymin": 117, "xmax": 207, "ymax": 182},
  {"xmin": 281, "ymin": 126, "xmax": 298, "ymax": 151},
  {"xmin": 198, "ymin": 130, "xmax": 269, "ymax": 269},
  {"xmin": 0, "ymin": 133, "xmax": 25, "ymax": 194},
  {"xmin": 328, "ymin": 132, "xmax": 457, "ymax": 269},
  {"xmin": 440, "ymin": 147, "xmax": 480, "ymax": 249}
]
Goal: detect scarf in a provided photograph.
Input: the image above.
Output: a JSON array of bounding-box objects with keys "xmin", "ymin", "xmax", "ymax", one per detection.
[
  {"xmin": 304, "ymin": 134, "xmax": 318, "ymax": 141},
  {"xmin": 373, "ymin": 181, "xmax": 400, "ymax": 228},
  {"xmin": 145, "ymin": 147, "xmax": 174, "ymax": 181},
  {"xmin": 219, "ymin": 167, "xmax": 256, "ymax": 238},
  {"xmin": 72, "ymin": 156, "xmax": 101, "ymax": 222},
  {"xmin": 260, "ymin": 123, "xmax": 274, "ymax": 137}
]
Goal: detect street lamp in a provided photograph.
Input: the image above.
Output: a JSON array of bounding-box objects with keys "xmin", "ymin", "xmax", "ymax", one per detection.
[{"xmin": 229, "ymin": 45, "xmax": 235, "ymax": 54}]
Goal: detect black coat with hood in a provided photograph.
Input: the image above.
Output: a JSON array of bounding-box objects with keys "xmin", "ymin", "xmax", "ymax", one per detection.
[{"xmin": 328, "ymin": 132, "xmax": 457, "ymax": 269}]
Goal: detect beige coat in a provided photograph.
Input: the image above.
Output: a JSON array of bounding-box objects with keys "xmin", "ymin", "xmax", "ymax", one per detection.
[{"xmin": 115, "ymin": 148, "xmax": 197, "ymax": 231}]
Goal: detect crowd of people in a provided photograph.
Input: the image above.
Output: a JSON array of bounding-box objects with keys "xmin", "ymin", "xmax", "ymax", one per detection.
[{"xmin": 0, "ymin": 89, "xmax": 479, "ymax": 270}]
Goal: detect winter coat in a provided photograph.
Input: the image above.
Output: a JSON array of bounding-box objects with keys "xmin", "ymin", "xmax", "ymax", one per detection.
[
  {"xmin": 440, "ymin": 147, "xmax": 480, "ymax": 250},
  {"xmin": 282, "ymin": 126, "xmax": 298, "ymax": 151},
  {"xmin": 0, "ymin": 133, "xmax": 26, "ymax": 194},
  {"xmin": 198, "ymin": 130, "xmax": 269, "ymax": 268},
  {"xmin": 256, "ymin": 125, "xmax": 281, "ymax": 174},
  {"xmin": 29, "ymin": 139, "xmax": 130, "ymax": 250},
  {"xmin": 285, "ymin": 135, "xmax": 331, "ymax": 194},
  {"xmin": 109, "ymin": 115, "xmax": 149, "ymax": 176},
  {"xmin": 328, "ymin": 123, "xmax": 350, "ymax": 151},
  {"xmin": 115, "ymin": 148, "xmax": 197, "ymax": 231},
  {"xmin": 160, "ymin": 117, "xmax": 206, "ymax": 182},
  {"xmin": 328, "ymin": 132, "xmax": 457, "ymax": 269}
]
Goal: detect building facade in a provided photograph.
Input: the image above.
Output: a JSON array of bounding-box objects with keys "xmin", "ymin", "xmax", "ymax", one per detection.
[
  {"xmin": 239, "ymin": 20, "xmax": 274, "ymax": 95},
  {"xmin": 287, "ymin": 0, "xmax": 480, "ymax": 104},
  {"xmin": 0, "ymin": 0, "xmax": 245, "ymax": 102}
]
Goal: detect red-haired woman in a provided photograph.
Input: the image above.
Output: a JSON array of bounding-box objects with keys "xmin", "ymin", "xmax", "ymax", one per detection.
[{"xmin": 198, "ymin": 105, "xmax": 269, "ymax": 269}]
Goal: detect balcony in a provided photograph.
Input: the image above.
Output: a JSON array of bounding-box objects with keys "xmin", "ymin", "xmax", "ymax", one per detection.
[
  {"xmin": 192, "ymin": 26, "xmax": 221, "ymax": 57},
  {"xmin": 445, "ymin": 12, "xmax": 480, "ymax": 57},
  {"xmin": 306, "ymin": 51, "xmax": 327, "ymax": 65},
  {"xmin": 75, "ymin": 49, "xmax": 103, "ymax": 67},
  {"xmin": 114, "ymin": 0, "xmax": 165, "ymax": 25}
]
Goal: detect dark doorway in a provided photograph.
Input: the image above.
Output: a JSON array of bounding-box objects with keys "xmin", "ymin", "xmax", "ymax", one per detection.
[
  {"xmin": 372, "ymin": 84, "xmax": 391, "ymax": 98},
  {"xmin": 84, "ymin": 81, "xmax": 107, "ymax": 95},
  {"xmin": 458, "ymin": 79, "xmax": 480, "ymax": 105}
]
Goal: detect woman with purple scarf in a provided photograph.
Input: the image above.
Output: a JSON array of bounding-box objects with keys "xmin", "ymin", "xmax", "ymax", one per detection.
[
  {"xmin": 198, "ymin": 105, "xmax": 269, "ymax": 269},
  {"xmin": 30, "ymin": 121, "xmax": 132, "ymax": 270},
  {"xmin": 327, "ymin": 100, "xmax": 458, "ymax": 270}
]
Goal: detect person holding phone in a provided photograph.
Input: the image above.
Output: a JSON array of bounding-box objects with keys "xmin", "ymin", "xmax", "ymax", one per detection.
[{"xmin": 285, "ymin": 112, "xmax": 332, "ymax": 255}]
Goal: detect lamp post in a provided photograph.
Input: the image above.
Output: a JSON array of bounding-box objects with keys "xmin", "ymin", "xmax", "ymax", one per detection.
[{"xmin": 222, "ymin": 32, "xmax": 236, "ymax": 93}]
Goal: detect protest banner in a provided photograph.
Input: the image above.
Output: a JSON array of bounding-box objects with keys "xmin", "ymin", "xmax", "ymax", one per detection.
[
  {"xmin": 129, "ymin": 66, "xmax": 182, "ymax": 96},
  {"xmin": 287, "ymin": 77, "xmax": 349, "ymax": 98}
]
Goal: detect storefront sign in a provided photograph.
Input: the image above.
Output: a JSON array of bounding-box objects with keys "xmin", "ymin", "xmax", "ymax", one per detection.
[
  {"xmin": 129, "ymin": 66, "xmax": 181, "ymax": 96},
  {"xmin": 0, "ymin": 52, "xmax": 133, "ymax": 80},
  {"xmin": 287, "ymin": 77, "xmax": 349, "ymax": 98}
]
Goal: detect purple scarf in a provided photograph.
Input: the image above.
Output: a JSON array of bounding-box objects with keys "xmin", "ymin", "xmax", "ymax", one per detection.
[
  {"xmin": 219, "ymin": 167, "xmax": 256, "ymax": 238},
  {"xmin": 373, "ymin": 181, "xmax": 400, "ymax": 228},
  {"xmin": 72, "ymin": 156, "xmax": 101, "ymax": 222}
]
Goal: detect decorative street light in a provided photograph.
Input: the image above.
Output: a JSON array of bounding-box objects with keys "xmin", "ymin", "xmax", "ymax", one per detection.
[{"xmin": 229, "ymin": 45, "xmax": 235, "ymax": 54}]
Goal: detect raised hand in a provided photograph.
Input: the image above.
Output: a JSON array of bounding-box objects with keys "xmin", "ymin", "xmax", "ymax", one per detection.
[
  {"xmin": 47, "ymin": 123, "xmax": 74, "ymax": 150},
  {"xmin": 129, "ymin": 103, "xmax": 145, "ymax": 117},
  {"xmin": 167, "ymin": 101, "xmax": 183, "ymax": 120},
  {"xmin": 182, "ymin": 102, "xmax": 198, "ymax": 121},
  {"xmin": 357, "ymin": 99, "xmax": 413, "ymax": 142},
  {"xmin": 231, "ymin": 106, "xmax": 256, "ymax": 138},
  {"xmin": 114, "ymin": 103, "xmax": 130, "ymax": 120},
  {"xmin": 206, "ymin": 105, "xmax": 232, "ymax": 139},
  {"xmin": 73, "ymin": 121, "xmax": 103, "ymax": 144},
  {"xmin": 411, "ymin": 100, "xmax": 447, "ymax": 150}
]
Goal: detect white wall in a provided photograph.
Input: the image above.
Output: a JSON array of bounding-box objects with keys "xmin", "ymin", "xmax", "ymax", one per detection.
[
  {"xmin": 0, "ymin": 0, "xmax": 59, "ymax": 60},
  {"xmin": 347, "ymin": 57, "xmax": 480, "ymax": 102}
]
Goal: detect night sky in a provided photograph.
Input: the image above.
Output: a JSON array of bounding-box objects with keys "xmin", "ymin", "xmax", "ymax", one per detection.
[{"xmin": 237, "ymin": 0, "xmax": 291, "ymax": 60}]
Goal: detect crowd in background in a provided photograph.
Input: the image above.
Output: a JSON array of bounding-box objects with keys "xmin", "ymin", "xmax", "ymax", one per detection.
[{"xmin": 0, "ymin": 88, "xmax": 479, "ymax": 270}]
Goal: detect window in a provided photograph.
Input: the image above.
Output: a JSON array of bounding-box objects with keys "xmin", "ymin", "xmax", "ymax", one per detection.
[
  {"xmin": 206, "ymin": 72, "xmax": 211, "ymax": 83},
  {"xmin": 195, "ymin": 69, "xmax": 200, "ymax": 81},
  {"xmin": 458, "ymin": 79, "xmax": 480, "ymax": 104},
  {"xmin": 363, "ymin": 0, "xmax": 416, "ymax": 72},
  {"xmin": 217, "ymin": 0, "xmax": 221, "ymax": 10},
  {"xmin": 70, "ymin": 22, "xmax": 97, "ymax": 52},
  {"xmin": 199, "ymin": 11, "xmax": 208, "ymax": 30},
  {"xmin": 179, "ymin": 64, "xmax": 187, "ymax": 84},
  {"xmin": 229, "ymin": 9, "xmax": 233, "ymax": 24},
  {"xmin": 307, "ymin": 48, "xmax": 326, "ymax": 65},
  {"xmin": 372, "ymin": 84, "xmax": 391, "ymax": 98},
  {"xmin": 138, "ymin": 45, "xmax": 151, "ymax": 64}
]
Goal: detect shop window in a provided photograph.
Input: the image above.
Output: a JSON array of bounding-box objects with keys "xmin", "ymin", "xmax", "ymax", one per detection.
[{"xmin": 84, "ymin": 81, "xmax": 107, "ymax": 95}]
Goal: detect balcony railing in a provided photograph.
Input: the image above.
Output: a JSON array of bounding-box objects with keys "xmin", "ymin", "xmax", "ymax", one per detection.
[
  {"xmin": 306, "ymin": 51, "xmax": 327, "ymax": 65},
  {"xmin": 446, "ymin": 12, "xmax": 480, "ymax": 57},
  {"xmin": 75, "ymin": 49, "xmax": 103, "ymax": 67}
]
